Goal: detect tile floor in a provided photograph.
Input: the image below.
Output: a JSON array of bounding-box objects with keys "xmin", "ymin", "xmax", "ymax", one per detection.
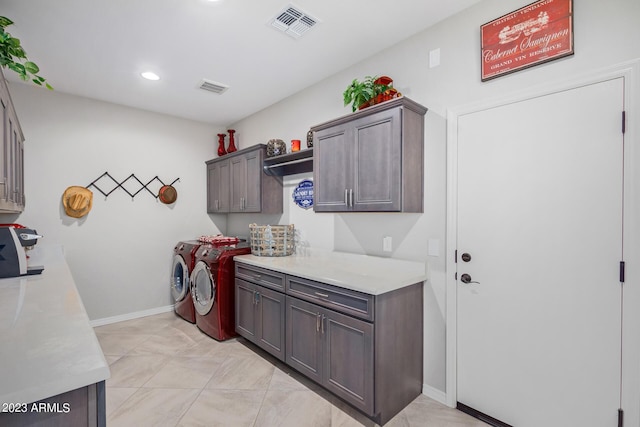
[{"xmin": 95, "ymin": 312, "xmax": 489, "ymax": 427}]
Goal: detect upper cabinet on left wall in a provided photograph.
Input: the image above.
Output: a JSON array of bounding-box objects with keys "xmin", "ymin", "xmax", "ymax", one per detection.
[{"xmin": 0, "ymin": 68, "xmax": 25, "ymax": 213}]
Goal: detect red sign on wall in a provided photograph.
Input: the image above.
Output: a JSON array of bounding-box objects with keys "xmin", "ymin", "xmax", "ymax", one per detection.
[{"xmin": 481, "ymin": 0, "xmax": 573, "ymax": 81}]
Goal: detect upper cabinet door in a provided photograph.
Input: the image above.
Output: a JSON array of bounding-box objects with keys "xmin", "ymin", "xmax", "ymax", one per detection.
[
  {"xmin": 352, "ymin": 108, "xmax": 402, "ymax": 211},
  {"xmin": 243, "ymin": 148, "xmax": 262, "ymax": 213},
  {"xmin": 313, "ymin": 126, "xmax": 352, "ymax": 212}
]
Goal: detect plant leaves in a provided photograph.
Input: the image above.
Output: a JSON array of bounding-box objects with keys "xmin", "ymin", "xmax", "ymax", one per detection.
[
  {"xmin": 24, "ymin": 61, "xmax": 39, "ymax": 74},
  {"xmin": 0, "ymin": 17, "xmax": 14, "ymax": 28}
]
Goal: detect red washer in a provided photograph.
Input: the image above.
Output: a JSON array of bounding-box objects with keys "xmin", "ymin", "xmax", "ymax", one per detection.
[
  {"xmin": 171, "ymin": 240, "xmax": 201, "ymax": 323},
  {"xmin": 191, "ymin": 241, "xmax": 251, "ymax": 340}
]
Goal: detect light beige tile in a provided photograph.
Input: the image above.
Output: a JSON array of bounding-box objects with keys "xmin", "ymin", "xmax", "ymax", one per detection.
[
  {"xmin": 144, "ymin": 356, "xmax": 227, "ymax": 389},
  {"xmin": 269, "ymin": 366, "xmax": 319, "ymax": 391},
  {"xmin": 104, "ymin": 355, "xmax": 122, "ymax": 365},
  {"xmin": 400, "ymin": 395, "xmax": 490, "ymax": 426},
  {"xmin": 96, "ymin": 332, "xmax": 152, "ymax": 356},
  {"xmin": 126, "ymin": 332, "xmax": 200, "ymax": 356},
  {"xmin": 95, "ymin": 312, "xmax": 176, "ymax": 335},
  {"xmin": 107, "ymin": 355, "xmax": 168, "ymax": 387},
  {"xmin": 105, "ymin": 387, "xmax": 138, "ymax": 416},
  {"xmin": 177, "ymin": 389, "xmax": 265, "ymax": 427},
  {"xmin": 206, "ymin": 353, "xmax": 275, "ymax": 390},
  {"xmin": 174, "ymin": 335, "xmax": 238, "ymax": 358},
  {"xmin": 254, "ymin": 389, "xmax": 332, "ymax": 427},
  {"xmin": 330, "ymin": 397, "xmax": 377, "ymax": 427},
  {"xmin": 107, "ymin": 387, "xmax": 200, "ymax": 427}
]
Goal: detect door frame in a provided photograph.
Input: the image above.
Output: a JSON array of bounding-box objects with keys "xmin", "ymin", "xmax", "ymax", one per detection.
[{"xmin": 445, "ymin": 60, "xmax": 640, "ymax": 418}]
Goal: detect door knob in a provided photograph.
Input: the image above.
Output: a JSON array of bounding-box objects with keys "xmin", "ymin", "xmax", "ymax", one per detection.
[
  {"xmin": 461, "ymin": 253, "xmax": 472, "ymax": 262},
  {"xmin": 460, "ymin": 273, "xmax": 480, "ymax": 284}
]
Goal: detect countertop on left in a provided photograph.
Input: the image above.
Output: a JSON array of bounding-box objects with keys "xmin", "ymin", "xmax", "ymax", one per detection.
[{"xmin": 0, "ymin": 245, "xmax": 110, "ymax": 405}]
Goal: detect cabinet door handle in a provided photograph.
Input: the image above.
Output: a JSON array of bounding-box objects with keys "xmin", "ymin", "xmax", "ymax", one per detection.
[
  {"xmin": 349, "ymin": 189, "xmax": 353, "ymax": 207},
  {"xmin": 316, "ymin": 313, "xmax": 321, "ymax": 332},
  {"xmin": 321, "ymin": 314, "xmax": 326, "ymax": 334},
  {"xmin": 344, "ymin": 189, "xmax": 348, "ymax": 207}
]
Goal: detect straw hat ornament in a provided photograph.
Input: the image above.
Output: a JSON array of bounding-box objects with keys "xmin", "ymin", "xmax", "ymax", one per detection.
[{"xmin": 62, "ymin": 186, "xmax": 93, "ymax": 218}]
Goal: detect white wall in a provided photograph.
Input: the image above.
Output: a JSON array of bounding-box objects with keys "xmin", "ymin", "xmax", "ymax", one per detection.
[
  {"xmin": 228, "ymin": 0, "xmax": 640, "ymax": 395},
  {"xmin": 5, "ymin": 85, "xmax": 224, "ymax": 320}
]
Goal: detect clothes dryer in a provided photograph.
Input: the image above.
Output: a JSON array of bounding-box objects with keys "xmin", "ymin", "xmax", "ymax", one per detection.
[
  {"xmin": 190, "ymin": 241, "xmax": 251, "ymax": 340},
  {"xmin": 171, "ymin": 240, "xmax": 201, "ymax": 323}
]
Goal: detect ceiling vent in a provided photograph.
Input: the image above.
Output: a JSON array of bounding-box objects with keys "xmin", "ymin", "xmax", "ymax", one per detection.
[
  {"xmin": 270, "ymin": 4, "xmax": 318, "ymax": 39},
  {"xmin": 199, "ymin": 79, "xmax": 229, "ymax": 95}
]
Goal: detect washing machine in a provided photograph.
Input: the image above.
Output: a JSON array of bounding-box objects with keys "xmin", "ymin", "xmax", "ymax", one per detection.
[
  {"xmin": 190, "ymin": 241, "xmax": 251, "ymax": 340},
  {"xmin": 171, "ymin": 240, "xmax": 201, "ymax": 323}
]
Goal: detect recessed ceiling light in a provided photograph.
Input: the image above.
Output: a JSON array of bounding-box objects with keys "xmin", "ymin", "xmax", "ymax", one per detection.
[{"xmin": 141, "ymin": 71, "xmax": 160, "ymax": 81}]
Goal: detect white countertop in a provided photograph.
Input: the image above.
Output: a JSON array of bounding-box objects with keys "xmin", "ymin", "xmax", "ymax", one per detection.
[
  {"xmin": 234, "ymin": 249, "xmax": 427, "ymax": 295},
  {"xmin": 0, "ymin": 245, "xmax": 110, "ymax": 405}
]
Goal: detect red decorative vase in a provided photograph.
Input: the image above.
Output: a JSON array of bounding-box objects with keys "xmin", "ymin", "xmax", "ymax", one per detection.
[
  {"xmin": 217, "ymin": 133, "xmax": 227, "ymax": 156},
  {"xmin": 227, "ymin": 129, "xmax": 237, "ymax": 153}
]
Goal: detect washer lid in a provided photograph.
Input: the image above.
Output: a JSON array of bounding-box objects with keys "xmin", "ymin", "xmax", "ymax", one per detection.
[
  {"xmin": 191, "ymin": 261, "xmax": 216, "ymax": 315},
  {"xmin": 171, "ymin": 255, "xmax": 189, "ymax": 302}
]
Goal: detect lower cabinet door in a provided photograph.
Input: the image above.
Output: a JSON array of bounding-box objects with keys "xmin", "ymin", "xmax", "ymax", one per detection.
[
  {"xmin": 256, "ymin": 286, "xmax": 286, "ymax": 361},
  {"xmin": 286, "ymin": 296, "xmax": 323, "ymax": 384},
  {"xmin": 323, "ymin": 308, "xmax": 374, "ymax": 415},
  {"xmin": 235, "ymin": 279, "xmax": 258, "ymax": 342}
]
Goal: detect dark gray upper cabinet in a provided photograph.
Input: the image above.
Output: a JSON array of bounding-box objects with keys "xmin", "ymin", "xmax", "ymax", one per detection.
[
  {"xmin": 0, "ymin": 69, "xmax": 25, "ymax": 213},
  {"xmin": 206, "ymin": 144, "xmax": 282, "ymax": 214},
  {"xmin": 312, "ymin": 97, "xmax": 427, "ymax": 212}
]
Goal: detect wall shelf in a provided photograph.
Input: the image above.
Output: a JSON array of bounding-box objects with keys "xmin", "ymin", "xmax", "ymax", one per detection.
[{"xmin": 263, "ymin": 148, "xmax": 313, "ymax": 176}]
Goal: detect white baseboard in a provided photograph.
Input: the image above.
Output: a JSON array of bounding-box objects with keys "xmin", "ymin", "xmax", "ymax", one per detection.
[
  {"xmin": 90, "ymin": 305, "xmax": 174, "ymax": 327},
  {"xmin": 422, "ymin": 384, "xmax": 449, "ymax": 407}
]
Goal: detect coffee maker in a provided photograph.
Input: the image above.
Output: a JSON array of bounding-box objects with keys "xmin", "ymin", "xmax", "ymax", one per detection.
[{"xmin": 0, "ymin": 224, "xmax": 43, "ymax": 278}]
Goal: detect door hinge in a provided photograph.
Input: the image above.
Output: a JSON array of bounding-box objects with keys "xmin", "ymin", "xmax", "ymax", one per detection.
[
  {"xmin": 618, "ymin": 408, "xmax": 624, "ymax": 427},
  {"xmin": 622, "ymin": 111, "xmax": 626, "ymax": 134},
  {"xmin": 620, "ymin": 261, "xmax": 625, "ymax": 283}
]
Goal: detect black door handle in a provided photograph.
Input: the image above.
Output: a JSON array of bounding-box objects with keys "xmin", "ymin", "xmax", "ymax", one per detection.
[{"xmin": 460, "ymin": 273, "xmax": 480, "ymax": 284}]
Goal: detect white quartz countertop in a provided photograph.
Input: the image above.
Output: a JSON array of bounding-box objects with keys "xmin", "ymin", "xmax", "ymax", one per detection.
[
  {"xmin": 0, "ymin": 245, "xmax": 110, "ymax": 405},
  {"xmin": 234, "ymin": 250, "xmax": 427, "ymax": 295}
]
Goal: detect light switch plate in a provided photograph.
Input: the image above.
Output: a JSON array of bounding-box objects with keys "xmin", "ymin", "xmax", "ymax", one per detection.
[{"xmin": 383, "ymin": 236, "xmax": 393, "ymax": 252}]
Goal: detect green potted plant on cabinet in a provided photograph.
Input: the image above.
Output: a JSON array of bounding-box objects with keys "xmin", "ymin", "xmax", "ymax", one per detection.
[
  {"xmin": 343, "ymin": 75, "xmax": 399, "ymax": 112},
  {"xmin": 0, "ymin": 16, "xmax": 52, "ymax": 89}
]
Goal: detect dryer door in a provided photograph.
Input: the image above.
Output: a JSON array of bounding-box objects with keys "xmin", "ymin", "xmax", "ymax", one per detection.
[
  {"xmin": 171, "ymin": 255, "xmax": 189, "ymax": 302},
  {"xmin": 191, "ymin": 261, "xmax": 216, "ymax": 315}
]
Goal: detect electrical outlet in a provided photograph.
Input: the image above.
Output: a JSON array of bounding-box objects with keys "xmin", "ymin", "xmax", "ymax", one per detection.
[{"xmin": 383, "ymin": 236, "xmax": 393, "ymax": 252}]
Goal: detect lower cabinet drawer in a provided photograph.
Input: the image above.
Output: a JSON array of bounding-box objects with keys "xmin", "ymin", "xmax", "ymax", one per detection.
[
  {"xmin": 286, "ymin": 275, "xmax": 374, "ymax": 321},
  {"xmin": 235, "ymin": 263, "xmax": 285, "ymax": 292}
]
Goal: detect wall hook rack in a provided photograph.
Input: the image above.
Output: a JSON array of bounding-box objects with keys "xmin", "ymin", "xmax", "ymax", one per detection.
[{"xmin": 86, "ymin": 172, "xmax": 179, "ymax": 200}]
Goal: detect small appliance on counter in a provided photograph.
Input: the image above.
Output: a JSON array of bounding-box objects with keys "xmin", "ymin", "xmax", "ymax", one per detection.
[{"xmin": 0, "ymin": 223, "xmax": 44, "ymax": 278}]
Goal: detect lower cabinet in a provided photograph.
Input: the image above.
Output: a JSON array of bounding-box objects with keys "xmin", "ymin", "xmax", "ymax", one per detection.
[
  {"xmin": 286, "ymin": 296, "xmax": 374, "ymax": 415},
  {"xmin": 235, "ymin": 278, "xmax": 285, "ymax": 361},
  {"xmin": 235, "ymin": 262, "xmax": 423, "ymax": 425}
]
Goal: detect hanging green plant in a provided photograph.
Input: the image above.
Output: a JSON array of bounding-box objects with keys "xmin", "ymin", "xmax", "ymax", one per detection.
[{"xmin": 0, "ymin": 16, "xmax": 52, "ymax": 89}]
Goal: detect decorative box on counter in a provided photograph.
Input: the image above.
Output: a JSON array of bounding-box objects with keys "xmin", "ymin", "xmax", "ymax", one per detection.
[{"xmin": 249, "ymin": 223, "xmax": 295, "ymax": 257}]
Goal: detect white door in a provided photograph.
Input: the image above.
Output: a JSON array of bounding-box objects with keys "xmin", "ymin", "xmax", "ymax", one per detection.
[{"xmin": 456, "ymin": 78, "xmax": 624, "ymax": 427}]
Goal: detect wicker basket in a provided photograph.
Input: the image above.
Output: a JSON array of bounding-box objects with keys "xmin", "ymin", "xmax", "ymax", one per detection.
[{"xmin": 249, "ymin": 223, "xmax": 295, "ymax": 257}]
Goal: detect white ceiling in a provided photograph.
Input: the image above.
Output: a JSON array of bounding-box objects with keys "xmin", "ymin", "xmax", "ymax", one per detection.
[{"xmin": 2, "ymin": 0, "xmax": 480, "ymax": 126}]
